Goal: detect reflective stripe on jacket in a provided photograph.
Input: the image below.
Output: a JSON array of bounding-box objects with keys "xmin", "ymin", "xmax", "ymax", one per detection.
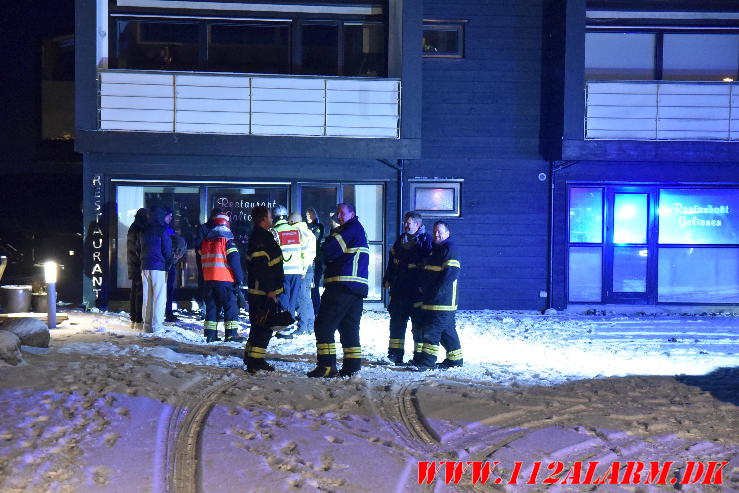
[
  {"xmin": 201, "ymin": 237, "xmax": 237, "ymax": 283},
  {"xmin": 322, "ymin": 215, "xmax": 370, "ymax": 298},
  {"xmin": 419, "ymin": 239, "xmax": 460, "ymax": 311},
  {"xmin": 247, "ymin": 227, "xmax": 285, "ymax": 296},
  {"xmin": 271, "ymin": 219, "xmax": 304, "ymax": 276}
]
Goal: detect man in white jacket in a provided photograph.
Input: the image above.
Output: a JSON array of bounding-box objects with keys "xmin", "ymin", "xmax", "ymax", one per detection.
[{"xmin": 289, "ymin": 212, "xmax": 317, "ymax": 335}]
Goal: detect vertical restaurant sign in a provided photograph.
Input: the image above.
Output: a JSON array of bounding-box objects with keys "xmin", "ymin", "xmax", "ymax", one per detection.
[{"xmin": 91, "ymin": 175, "xmax": 104, "ymax": 299}]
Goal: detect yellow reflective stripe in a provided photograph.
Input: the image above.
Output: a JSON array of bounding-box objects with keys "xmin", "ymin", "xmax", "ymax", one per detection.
[
  {"xmin": 423, "ymin": 265, "xmax": 443, "ymax": 271},
  {"xmin": 331, "ymin": 233, "xmax": 369, "ymax": 255},
  {"xmin": 247, "ymin": 287, "xmax": 284, "ymax": 296},
  {"xmin": 204, "ymin": 321, "xmax": 218, "ymax": 329},
  {"xmin": 343, "ymin": 347, "xmax": 362, "ymax": 358},
  {"xmin": 267, "ymin": 255, "xmax": 283, "ymax": 267},
  {"xmin": 443, "ymin": 259, "xmax": 460, "ymax": 268},
  {"xmin": 407, "ymin": 263, "xmax": 417, "ymax": 269},
  {"xmin": 225, "ymin": 248, "xmax": 239, "ymax": 255},
  {"xmin": 248, "ymin": 251, "xmax": 269, "ymax": 261},
  {"xmin": 422, "ymin": 343, "xmax": 439, "ymax": 355},
  {"xmin": 389, "ymin": 338, "xmax": 404, "ymax": 348},
  {"xmin": 447, "ymin": 349, "xmax": 463, "ymax": 360},
  {"xmin": 324, "ymin": 276, "xmax": 369, "ymax": 285},
  {"xmin": 451, "ymin": 280, "xmax": 457, "ymax": 307},
  {"xmin": 414, "ymin": 342, "xmax": 424, "ymax": 352},
  {"xmin": 412, "ymin": 301, "xmax": 423, "ymax": 308},
  {"xmin": 393, "ymin": 258, "xmax": 400, "ymax": 265},
  {"xmin": 317, "ymin": 343, "xmax": 337, "ymax": 355},
  {"xmin": 421, "ymin": 304, "xmax": 458, "ymax": 311},
  {"xmin": 333, "ymin": 233, "xmax": 348, "ymax": 252},
  {"xmin": 226, "ymin": 321, "xmax": 240, "ymax": 329}
]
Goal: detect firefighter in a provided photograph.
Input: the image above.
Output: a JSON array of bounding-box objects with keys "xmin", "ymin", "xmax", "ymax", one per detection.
[
  {"xmin": 383, "ymin": 211, "xmax": 433, "ymax": 365},
  {"xmin": 244, "ymin": 206, "xmax": 284, "ymax": 373},
  {"xmin": 288, "ymin": 212, "xmax": 317, "ymax": 335},
  {"xmin": 200, "ymin": 213, "xmax": 245, "ymax": 343},
  {"xmin": 270, "ymin": 205, "xmax": 306, "ymax": 339},
  {"xmin": 415, "ymin": 220, "xmax": 463, "ymax": 369},
  {"xmin": 307, "ymin": 203, "xmax": 369, "ymax": 378}
]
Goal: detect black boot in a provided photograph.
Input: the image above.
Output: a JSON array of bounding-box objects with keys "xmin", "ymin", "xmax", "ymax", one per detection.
[
  {"xmin": 307, "ymin": 366, "xmax": 338, "ymax": 378},
  {"xmin": 224, "ymin": 329, "xmax": 246, "ymax": 343},
  {"xmin": 204, "ymin": 329, "xmax": 221, "ymax": 343},
  {"xmin": 245, "ymin": 358, "xmax": 275, "ymax": 374},
  {"xmin": 436, "ymin": 359, "xmax": 463, "ymax": 369},
  {"xmin": 339, "ymin": 359, "xmax": 361, "ymax": 377},
  {"xmin": 387, "ymin": 349, "xmax": 405, "ymax": 366}
]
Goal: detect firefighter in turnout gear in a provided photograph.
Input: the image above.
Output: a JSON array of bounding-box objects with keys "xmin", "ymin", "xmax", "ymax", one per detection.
[
  {"xmin": 200, "ymin": 213, "xmax": 245, "ymax": 343},
  {"xmin": 383, "ymin": 211, "xmax": 433, "ymax": 365},
  {"xmin": 270, "ymin": 205, "xmax": 307, "ymax": 338},
  {"xmin": 244, "ymin": 206, "xmax": 285, "ymax": 373},
  {"xmin": 415, "ymin": 221, "xmax": 463, "ymax": 369},
  {"xmin": 307, "ymin": 203, "xmax": 369, "ymax": 378}
]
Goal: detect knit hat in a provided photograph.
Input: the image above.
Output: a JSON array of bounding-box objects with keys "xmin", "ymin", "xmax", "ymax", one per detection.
[{"xmin": 212, "ymin": 213, "xmax": 231, "ymax": 228}]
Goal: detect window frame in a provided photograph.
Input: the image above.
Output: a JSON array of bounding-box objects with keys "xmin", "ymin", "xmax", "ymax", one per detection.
[
  {"xmin": 422, "ymin": 19, "xmax": 467, "ymax": 59},
  {"xmin": 408, "ymin": 179, "xmax": 463, "ymax": 217}
]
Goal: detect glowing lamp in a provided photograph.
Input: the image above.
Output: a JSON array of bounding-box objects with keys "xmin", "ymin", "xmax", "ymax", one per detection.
[
  {"xmin": 44, "ymin": 261, "xmax": 57, "ymax": 329},
  {"xmin": 44, "ymin": 261, "xmax": 58, "ymax": 284},
  {"xmin": 723, "ymin": 77, "xmax": 734, "ymax": 82}
]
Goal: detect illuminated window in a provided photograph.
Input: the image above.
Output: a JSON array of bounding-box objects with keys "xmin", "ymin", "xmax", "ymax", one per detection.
[
  {"xmin": 423, "ymin": 21, "xmax": 466, "ymax": 58},
  {"xmin": 569, "ymin": 187, "xmax": 603, "ymax": 243},
  {"xmin": 409, "ymin": 180, "xmax": 462, "ymax": 217},
  {"xmin": 658, "ymin": 189, "xmax": 739, "ymax": 245}
]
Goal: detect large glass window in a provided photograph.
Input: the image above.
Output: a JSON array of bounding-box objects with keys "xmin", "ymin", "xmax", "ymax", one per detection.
[
  {"xmin": 569, "ymin": 187, "xmax": 603, "ymax": 243},
  {"xmin": 116, "ymin": 186, "xmax": 201, "ymax": 288},
  {"xmin": 658, "ymin": 248, "xmax": 739, "ymax": 302},
  {"xmin": 613, "ymin": 246, "xmax": 648, "ymax": 293},
  {"xmin": 342, "ymin": 184, "xmax": 384, "ymax": 301},
  {"xmin": 613, "ymin": 193, "xmax": 648, "ymax": 244},
  {"xmin": 208, "ymin": 23, "xmax": 290, "ymax": 74},
  {"xmin": 659, "ymin": 189, "xmax": 739, "ymax": 244},
  {"xmin": 114, "ymin": 20, "xmax": 200, "ymax": 70},
  {"xmin": 585, "ymin": 32, "xmax": 656, "ymax": 80},
  {"xmin": 663, "ymin": 34, "xmax": 739, "ymax": 81},
  {"xmin": 568, "ymin": 247, "xmax": 602, "ymax": 302},
  {"xmin": 343, "ymin": 23, "xmax": 385, "ymax": 77},
  {"xmin": 301, "ymin": 24, "xmax": 340, "ymax": 76}
]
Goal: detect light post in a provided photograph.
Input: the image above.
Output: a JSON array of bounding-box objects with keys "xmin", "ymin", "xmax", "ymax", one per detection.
[{"xmin": 44, "ymin": 261, "xmax": 57, "ymax": 329}]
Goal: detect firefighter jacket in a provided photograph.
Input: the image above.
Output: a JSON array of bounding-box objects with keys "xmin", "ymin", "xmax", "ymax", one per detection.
[
  {"xmin": 271, "ymin": 218, "xmax": 305, "ymax": 276},
  {"xmin": 293, "ymin": 221, "xmax": 317, "ymax": 276},
  {"xmin": 246, "ymin": 226, "xmax": 285, "ymax": 296},
  {"xmin": 322, "ymin": 215, "xmax": 370, "ymax": 298},
  {"xmin": 419, "ymin": 239, "xmax": 460, "ymax": 311},
  {"xmin": 200, "ymin": 226, "xmax": 243, "ymax": 284},
  {"xmin": 383, "ymin": 225, "xmax": 433, "ymax": 301}
]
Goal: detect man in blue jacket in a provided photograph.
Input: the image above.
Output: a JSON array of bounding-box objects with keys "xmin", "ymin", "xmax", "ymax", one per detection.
[
  {"xmin": 307, "ymin": 203, "xmax": 369, "ymax": 378},
  {"xmin": 141, "ymin": 206, "xmax": 173, "ymax": 333}
]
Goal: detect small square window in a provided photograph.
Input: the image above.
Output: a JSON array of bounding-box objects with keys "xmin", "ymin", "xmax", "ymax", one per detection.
[
  {"xmin": 423, "ymin": 21, "xmax": 466, "ymax": 58},
  {"xmin": 409, "ymin": 180, "xmax": 462, "ymax": 217}
]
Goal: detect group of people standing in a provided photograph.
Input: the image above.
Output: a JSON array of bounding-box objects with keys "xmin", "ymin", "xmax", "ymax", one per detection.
[{"xmin": 127, "ymin": 202, "xmax": 462, "ymax": 376}]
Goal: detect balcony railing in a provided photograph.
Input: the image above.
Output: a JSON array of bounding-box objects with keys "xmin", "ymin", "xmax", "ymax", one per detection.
[
  {"xmin": 586, "ymin": 81, "xmax": 739, "ymax": 141},
  {"xmin": 98, "ymin": 70, "xmax": 400, "ymax": 138}
]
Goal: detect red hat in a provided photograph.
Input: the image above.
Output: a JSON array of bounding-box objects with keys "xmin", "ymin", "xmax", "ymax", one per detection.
[{"xmin": 213, "ymin": 214, "xmax": 230, "ymax": 227}]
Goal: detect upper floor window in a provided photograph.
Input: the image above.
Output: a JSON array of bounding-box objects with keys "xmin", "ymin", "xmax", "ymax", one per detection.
[
  {"xmin": 586, "ymin": 31, "xmax": 739, "ymax": 81},
  {"xmin": 423, "ymin": 20, "xmax": 466, "ymax": 58},
  {"xmin": 111, "ymin": 16, "xmax": 387, "ymax": 77}
]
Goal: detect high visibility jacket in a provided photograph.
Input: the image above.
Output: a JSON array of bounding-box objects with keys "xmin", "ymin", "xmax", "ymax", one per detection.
[
  {"xmin": 201, "ymin": 235, "xmax": 243, "ymax": 284},
  {"xmin": 293, "ymin": 221, "xmax": 316, "ymax": 275},
  {"xmin": 271, "ymin": 219, "xmax": 305, "ymax": 276},
  {"xmin": 419, "ymin": 239, "xmax": 460, "ymax": 311},
  {"xmin": 246, "ymin": 226, "xmax": 285, "ymax": 297},
  {"xmin": 322, "ymin": 216, "xmax": 370, "ymax": 298},
  {"xmin": 383, "ymin": 226, "xmax": 433, "ymax": 302}
]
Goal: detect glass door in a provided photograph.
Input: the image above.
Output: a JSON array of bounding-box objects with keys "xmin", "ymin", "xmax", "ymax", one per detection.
[{"xmin": 604, "ymin": 188, "xmax": 656, "ymax": 303}]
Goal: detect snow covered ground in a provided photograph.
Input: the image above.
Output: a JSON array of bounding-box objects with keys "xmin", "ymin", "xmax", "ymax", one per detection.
[{"xmin": 0, "ymin": 309, "xmax": 737, "ymax": 492}]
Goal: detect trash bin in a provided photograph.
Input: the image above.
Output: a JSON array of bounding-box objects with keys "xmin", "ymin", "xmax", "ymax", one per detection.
[
  {"xmin": 32, "ymin": 292, "xmax": 49, "ymax": 313},
  {"xmin": 0, "ymin": 285, "xmax": 33, "ymax": 313}
]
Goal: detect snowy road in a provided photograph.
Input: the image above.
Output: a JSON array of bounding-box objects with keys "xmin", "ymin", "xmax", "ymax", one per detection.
[{"xmin": 0, "ymin": 310, "xmax": 737, "ymax": 492}]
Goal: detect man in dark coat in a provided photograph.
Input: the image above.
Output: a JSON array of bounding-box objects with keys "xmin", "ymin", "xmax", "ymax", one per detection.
[
  {"xmin": 307, "ymin": 203, "xmax": 369, "ymax": 378},
  {"xmin": 383, "ymin": 211, "xmax": 433, "ymax": 365},
  {"xmin": 127, "ymin": 208, "xmax": 148, "ymax": 330},
  {"xmin": 415, "ymin": 221, "xmax": 463, "ymax": 369},
  {"xmin": 244, "ymin": 206, "xmax": 285, "ymax": 373},
  {"xmin": 141, "ymin": 206, "xmax": 173, "ymax": 333}
]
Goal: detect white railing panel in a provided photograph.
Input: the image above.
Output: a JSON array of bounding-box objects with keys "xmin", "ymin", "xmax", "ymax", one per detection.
[
  {"xmin": 176, "ymin": 123, "xmax": 250, "ymax": 134},
  {"xmin": 175, "ymin": 110, "xmax": 249, "ymax": 125},
  {"xmin": 101, "ymin": 95, "xmax": 173, "ymax": 111},
  {"xmin": 586, "ymin": 81, "xmax": 737, "ymax": 141},
  {"xmin": 98, "ymin": 70, "xmax": 401, "ymax": 138},
  {"xmin": 251, "ymin": 125, "xmax": 324, "ymax": 136},
  {"xmin": 101, "ymin": 83, "xmax": 172, "ymax": 98}
]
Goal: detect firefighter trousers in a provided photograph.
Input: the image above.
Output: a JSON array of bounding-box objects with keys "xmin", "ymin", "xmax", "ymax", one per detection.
[
  {"xmin": 314, "ymin": 287, "xmax": 363, "ymax": 372},
  {"xmin": 245, "ymin": 294, "xmax": 275, "ymax": 362},
  {"xmin": 417, "ymin": 310, "xmax": 463, "ymax": 366},
  {"xmin": 387, "ymin": 296, "xmax": 423, "ymax": 362}
]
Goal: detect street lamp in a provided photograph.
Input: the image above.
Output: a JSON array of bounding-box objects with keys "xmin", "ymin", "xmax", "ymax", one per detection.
[{"xmin": 44, "ymin": 261, "xmax": 57, "ymax": 329}]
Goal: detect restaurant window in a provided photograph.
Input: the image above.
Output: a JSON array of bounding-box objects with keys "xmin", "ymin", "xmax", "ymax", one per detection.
[
  {"xmin": 409, "ymin": 180, "xmax": 462, "ymax": 217},
  {"xmin": 423, "ymin": 21, "xmax": 465, "ymax": 58},
  {"xmin": 116, "ymin": 185, "xmax": 201, "ymax": 289}
]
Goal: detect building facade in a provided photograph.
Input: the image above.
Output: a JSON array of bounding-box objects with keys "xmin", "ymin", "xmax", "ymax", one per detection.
[{"xmin": 76, "ymin": 0, "xmax": 739, "ymax": 310}]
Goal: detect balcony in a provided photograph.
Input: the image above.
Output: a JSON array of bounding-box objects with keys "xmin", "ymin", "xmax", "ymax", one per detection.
[
  {"xmin": 585, "ymin": 81, "xmax": 739, "ymax": 141},
  {"xmin": 98, "ymin": 70, "xmax": 400, "ymax": 139}
]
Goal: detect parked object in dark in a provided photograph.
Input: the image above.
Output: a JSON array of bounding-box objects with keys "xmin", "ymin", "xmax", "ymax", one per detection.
[
  {"xmin": 32, "ymin": 293, "xmax": 49, "ymax": 313},
  {"xmin": 0, "ymin": 285, "xmax": 33, "ymax": 313}
]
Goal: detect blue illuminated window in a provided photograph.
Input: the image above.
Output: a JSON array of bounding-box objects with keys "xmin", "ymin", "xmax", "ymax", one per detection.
[
  {"xmin": 569, "ymin": 187, "xmax": 603, "ymax": 243},
  {"xmin": 569, "ymin": 247, "xmax": 602, "ymax": 302},
  {"xmin": 658, "ymin": 189, "xmax": 739, "ymax": 245},
  {"xmin": 613, "ymin": 193, "xmax": 647, "ymax": 244},
  {"xmin": 658, "ymin": 248, "xmax": 739, "ymax": 302}
]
